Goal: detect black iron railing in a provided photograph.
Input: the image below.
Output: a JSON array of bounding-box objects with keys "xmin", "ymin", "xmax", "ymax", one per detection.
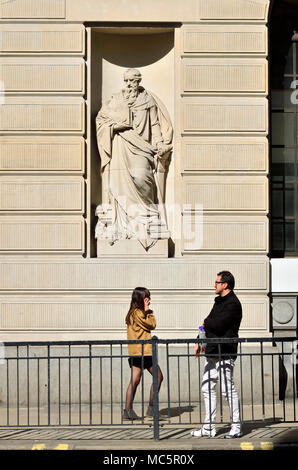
[{"xmin": 0, "ymin": 337, "xmax": 297, "ymax": 440}]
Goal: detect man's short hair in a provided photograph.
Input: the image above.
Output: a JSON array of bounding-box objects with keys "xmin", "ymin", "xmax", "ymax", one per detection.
[{"xmin": 217, "ymin": 271, "xmax": 235, "ymax": 290}]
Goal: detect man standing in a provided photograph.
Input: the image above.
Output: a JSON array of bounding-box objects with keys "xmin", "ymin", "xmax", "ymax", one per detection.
[
  {"xmin": 191, "ymin": 271, "xmax": 243, "ymax": 439},
  {"xmin": 95, "ymin": 68, "xmax": 173, "ymax": 249}
]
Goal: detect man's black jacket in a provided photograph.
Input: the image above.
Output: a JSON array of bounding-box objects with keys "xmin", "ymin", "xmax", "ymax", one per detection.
[{"xmin": 201, "ymin": 291, "xmax": 242, "ymax": 360}]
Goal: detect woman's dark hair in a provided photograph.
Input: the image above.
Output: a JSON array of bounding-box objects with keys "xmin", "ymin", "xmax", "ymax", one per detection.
[
  {"xmin": 125, "ymin": 287, "xmax": 151, "ymax": 325},
  {"xmin": 217, "ymin": 271, "xmax": 235, "ymax": 290}
]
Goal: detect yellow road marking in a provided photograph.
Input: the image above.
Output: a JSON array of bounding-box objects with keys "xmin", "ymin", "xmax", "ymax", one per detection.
[
  {"xmin": 261, "ymin": 442, "xmax": 274, "ymax": 451},
  {"xmin": 55, "ymin": 444, "xmax": 69, "ymax": 450},
  {"xmin": 32, "ymin": 443, "xmax": 46, "ymax": 450},
  {"xmin": 240, "ymin": 442, "xmax": 254, "ymax": 450}
]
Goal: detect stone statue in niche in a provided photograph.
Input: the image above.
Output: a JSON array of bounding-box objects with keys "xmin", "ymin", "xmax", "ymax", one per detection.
[{"xmin": 95, "ymin": 68, "xmax": 173, "ymax": 251}]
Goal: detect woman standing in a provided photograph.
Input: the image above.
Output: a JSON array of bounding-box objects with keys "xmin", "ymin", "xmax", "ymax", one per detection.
[{"xmin": 123, "ymin": 287, "xmax": 163, "ymax": 420}]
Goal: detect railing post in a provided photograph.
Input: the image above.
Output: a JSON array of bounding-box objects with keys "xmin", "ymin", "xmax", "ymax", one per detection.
[
  {"xmin": 47, "ymin": 344, "xmax": 50, "ymax": 426},
  {"xmin": 260, "ymin": 341, "xmax": 265, "ymax": 420},
  {"xmin": 152, "ymin": 335, "xmax": 159, "ymax": 441}
]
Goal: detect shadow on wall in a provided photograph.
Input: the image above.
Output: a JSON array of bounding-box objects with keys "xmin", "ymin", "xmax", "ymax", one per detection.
[{"xmin": 95, "ymin": 31, "xmax": 174, "ymax": 68}]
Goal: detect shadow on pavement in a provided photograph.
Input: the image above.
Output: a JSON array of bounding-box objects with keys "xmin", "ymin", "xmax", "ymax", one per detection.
[{"xmin": 159, "ymin": 406, "xmax": 195, "ymax": 417}]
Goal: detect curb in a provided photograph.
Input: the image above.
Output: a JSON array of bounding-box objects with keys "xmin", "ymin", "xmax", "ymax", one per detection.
[{"xmin": 0, "ymin": 438, "xmax": 297, "ymax": 451}]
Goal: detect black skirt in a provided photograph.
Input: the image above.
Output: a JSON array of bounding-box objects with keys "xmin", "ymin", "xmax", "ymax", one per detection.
[{"xmin": 128, "ymin": 356, "xmax": 153, "ymax": 369}]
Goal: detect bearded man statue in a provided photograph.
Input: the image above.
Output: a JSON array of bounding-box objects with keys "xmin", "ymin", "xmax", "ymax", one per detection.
[{"xmin": 95, "ymin": 68, "xmax": 173, "ymax": 250}]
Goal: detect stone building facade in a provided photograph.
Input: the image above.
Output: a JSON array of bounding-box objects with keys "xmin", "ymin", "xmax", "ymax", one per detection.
[{"xmin": 0, "ymin": 0, "xmax": 295, "ymax": 342}]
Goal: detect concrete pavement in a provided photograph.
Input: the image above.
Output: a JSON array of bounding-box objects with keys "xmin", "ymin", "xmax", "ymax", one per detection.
[
  {"xmin": 0, "ymin": 402, "xmax": 297, "ymax": 457},
  {"xmin": 0, "ymin": 421, "xmax": 297, "ymax": 451}
]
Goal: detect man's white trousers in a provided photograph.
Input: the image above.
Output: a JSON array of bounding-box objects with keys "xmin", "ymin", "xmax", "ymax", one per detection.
[{"xmin": 201, "ymin": 358, "xmax": 241, "ymax": 432}]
